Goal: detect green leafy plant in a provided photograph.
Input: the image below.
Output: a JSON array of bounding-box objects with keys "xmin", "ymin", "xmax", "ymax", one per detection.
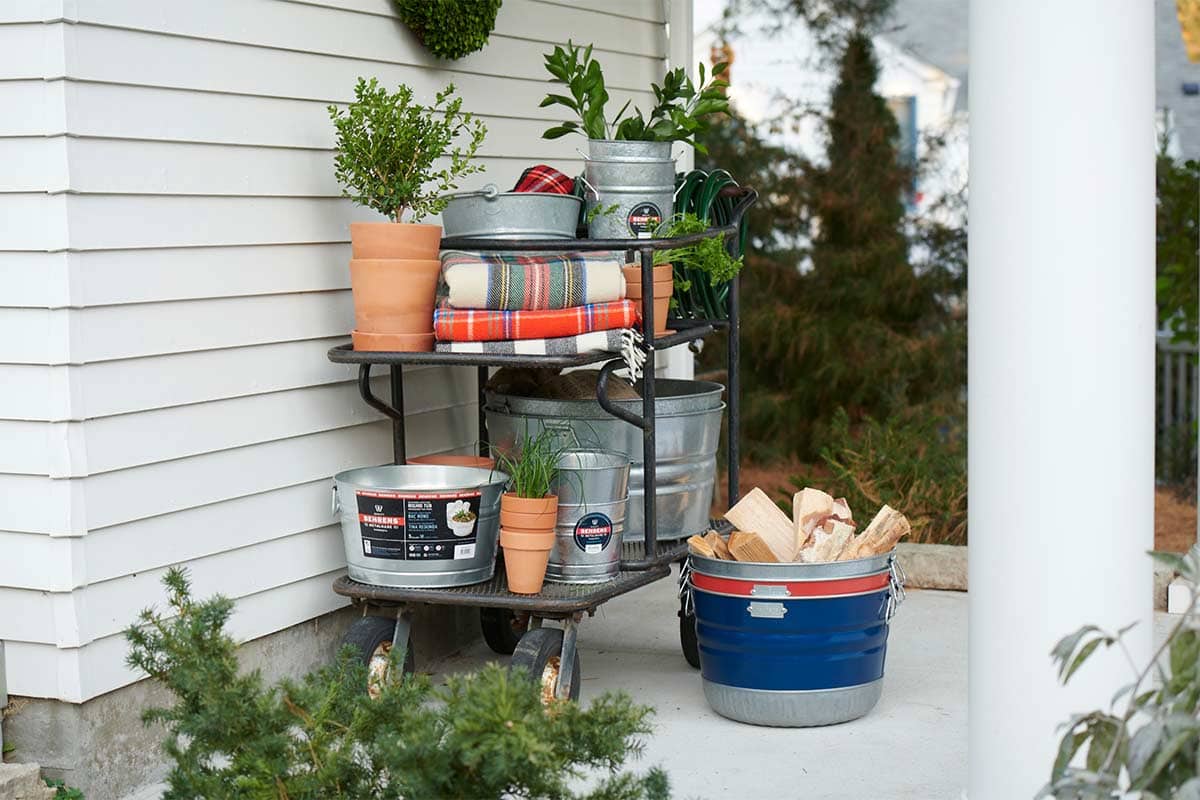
[
  {"xmin": 792, "ymin": 408, "xmax": 967, "ymax": 545},
  {"xmin": 394, "ymin": 0, "xmax": 501, "ymax": 60},
  {"xmin": 493, "ymin": 430, "xmax": 565, "ymax": 498},
  {"xmin": 654, "ymin": 212, "xmax": 743, "ymax": 285},
  {"xmin": 540, "ymin": 41, "xmax": 729, "ymax": 152},
  {"xmin": 127, "ymin": 568, "xmax": 669, "ymax": 800},
  {"xmin": 45, "ymin": 779, "xmax": 84, "ymax": 799},
  {"xmin": 1042, "ymin": 545, "xmax": 1200, "ymax": 798},
  {"xmin": 329, "ymin": 78, "xmax": 486, "ymax": 222}
]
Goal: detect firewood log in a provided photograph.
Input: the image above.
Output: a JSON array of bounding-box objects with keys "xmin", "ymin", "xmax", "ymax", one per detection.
[
  {"xmin": 727, "ymin": 531, "xmax": 780, "ymax": 563},
  {"xmin": 724, "ymin": 488, "xmax": 796, "ymax": 561},
  {"xmin": 840, "ymin": 505, "xmax": 910, "ymax": 560},
  {"xmin": 687, "ymin": 534, "xmax": 716, "ymax": 559},
  {"xmin": 705, "ymin": 531, "xmax": 733, "ymax": 560}
]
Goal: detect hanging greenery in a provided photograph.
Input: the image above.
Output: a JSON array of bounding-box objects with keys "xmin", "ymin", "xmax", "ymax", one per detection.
[{"xmin": 395, "ymin": 0, "xmax": 502, "ymax": 61}]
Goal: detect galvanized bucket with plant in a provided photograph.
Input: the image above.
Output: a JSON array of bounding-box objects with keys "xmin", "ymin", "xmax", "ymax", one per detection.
[
  {"xmin": 539, "ymin": 41, "xmax": 730, "ymax": 238},
  {"xmin": 329, "ymin": 78, "xmax": 486, "ymax": 351},
  {"xmin": 494, "ymin": 430, "xmax": 566, "ymax": 594}
]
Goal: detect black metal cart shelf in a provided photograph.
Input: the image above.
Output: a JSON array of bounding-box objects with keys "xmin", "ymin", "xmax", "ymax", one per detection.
[{"xmin": 329, "ymin": 187, "xmax": 755, "ymax": 700}]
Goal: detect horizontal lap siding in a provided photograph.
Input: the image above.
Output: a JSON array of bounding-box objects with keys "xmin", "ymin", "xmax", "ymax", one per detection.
[{"xmin": 0, "ymin": 0, "xmax": 668, "ymax": 700}]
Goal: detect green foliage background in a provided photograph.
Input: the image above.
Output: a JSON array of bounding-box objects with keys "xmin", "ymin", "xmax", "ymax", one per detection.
[{"xmin": 698, "ymin": 4, "xmax": 967, "ymax": 543}]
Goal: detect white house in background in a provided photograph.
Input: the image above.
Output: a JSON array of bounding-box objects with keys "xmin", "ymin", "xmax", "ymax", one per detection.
[
  {"xmin": 0, "ymin": 1, "xmax": 693, "ymax": 795},
  {"xmin": 693, "ymin": 0, "xmax": 968, "ymax": 221}
]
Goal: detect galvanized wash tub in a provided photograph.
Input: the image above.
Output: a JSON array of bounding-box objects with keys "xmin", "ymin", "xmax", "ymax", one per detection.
[
  {"xmin": 442, "ymin": 185, "xmax": 582, "ymax": 240},
  {"xmin": 688, "ymin": 552, "xmax": 902, "ymax": 727},
  {"xmin": 584, "ymin": 139, "xmax": 675, "ymax": 240},
  {"xmin": 484, "ymin": 379, "xmax": 724, "ymax": 541},
  {"xmin": 333, "ymin": 464, "xmax": 508, "ymax": 588},
  {"xmin": 546, "ymin": 450, "xmax": 630, "ymax": 584}
]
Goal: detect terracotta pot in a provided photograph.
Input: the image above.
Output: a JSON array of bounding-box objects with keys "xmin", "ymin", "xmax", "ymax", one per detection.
[
  {"xmin": 499, "ymin": 493, "xmax": 558, "ymax": 533},
  {"xmin": 349, "ymin": 258, "xmax": 439, "ymax": 334},
  {"xmin": 622, "ymin": 263, "xmax": 673, "ymax": 284},
  {"xmin": 500, "ymin": 528, "xmax": 556, "ymax": 594},
  {"xmin": 408, "ymin": 454, "xmax": 496, "ymax": 470},
  {"xmin": 622, "ymin": 264, "xmax": 673, "ymax": 335},
  {"xmin": 350, "ymin": 222, "xmax": 442, "ymax": 260},
  {"xmin": 351, "ymin": 330, "xmax": 434, "ymax": 352}
]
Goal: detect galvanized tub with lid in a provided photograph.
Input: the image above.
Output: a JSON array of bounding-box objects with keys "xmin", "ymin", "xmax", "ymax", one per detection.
[
  {"xmin": 687, "ymin": 552, "xmax": 904, "ymax": 727},
  {"xmin": 333, "ymin": 464, "xmax": 508, "ymax": 588},
  {"xmin": 545, "ymin": 450, "xmax": 631, "ymax": 584},
  {"xmin": 442, "ymin": 184, "xmax": 582, "ymax": 240},
  {"xmin": 484, "ymin": 379, "xmax": 724, "ymax": 541},
  {"xmin": 583, "ymin": 139, "xmax": 676, "ymax": 240}
]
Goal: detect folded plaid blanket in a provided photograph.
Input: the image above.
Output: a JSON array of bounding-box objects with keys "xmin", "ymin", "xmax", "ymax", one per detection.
[
  {"xmin": 440, "ymin": 250, "xmax": 626, "ymax": 311},
  {"xmin": 434, "ymin": 299, "xmax": 637, "ymax": 342},
  {"xmin": 435, "ymin": 329, "xmax": 628, "ymax": 356}
]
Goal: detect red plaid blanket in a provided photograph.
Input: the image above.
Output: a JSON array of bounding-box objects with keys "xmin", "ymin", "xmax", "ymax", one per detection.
[
  {"xmin": 434, "ymin": 300, "xmax": 637, "ymax": 342},
  {"xmin": 513, "ymin": 164, "xmax": 574, "ymax": 194}
]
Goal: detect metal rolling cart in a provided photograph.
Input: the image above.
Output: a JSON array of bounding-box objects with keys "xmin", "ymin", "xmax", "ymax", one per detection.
[{"xmin": 327, "ymin": 187, "xmax": 756, "ymax": 700}]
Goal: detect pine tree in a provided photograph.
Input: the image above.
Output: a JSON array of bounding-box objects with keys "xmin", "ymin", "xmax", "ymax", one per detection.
[
  {"xmin": 718, "ymin": 27, "xmax": 964, "ymax": 459},
  {"xmin": 126, "ymin": 569, "xmax": 670, "ymax": 800}
]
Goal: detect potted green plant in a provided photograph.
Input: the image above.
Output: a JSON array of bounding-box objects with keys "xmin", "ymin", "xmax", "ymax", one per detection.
[
  {"xmin": 653, "ymin": 212, "xmax": 744, "ymax": 322},
  {"xmin": 329, "ymin": 78, "xmax": 486, "ymax": 351},
  {"xmin": 540, "ymin": 42, "xmax": 729, "ymax": 238},
  {"xmin": 494, "ymin": 430, "xmax": 563, "ymax": 594}
]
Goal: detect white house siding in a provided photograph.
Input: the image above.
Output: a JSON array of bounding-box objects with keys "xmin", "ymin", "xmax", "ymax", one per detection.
[{"xmin": 0, "ymin": 0, "xmax": 677, "ymax": 702}]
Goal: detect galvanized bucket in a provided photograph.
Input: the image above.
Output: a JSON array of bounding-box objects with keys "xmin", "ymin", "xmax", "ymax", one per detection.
[
  {"xmin": 333, "ymin": 464, "xmax": 508, "ymax": 588},
  {"xmin": 483, "ymin": 380, "xmax": 724, "ymax": 541},
  {"xmin": 545, "ymin": 450, "xmax": 631, "ymax": 584},
  {"xmin": 583, "ymin": 139, "xmax": 676, "ymax": 240},
  {"xmin": 686, "ymin": 553, "xmax": 905, "ymax": 727},
  {"xmin": 441, "ymin": 184, "xmax": 581, "ymax": 240}
]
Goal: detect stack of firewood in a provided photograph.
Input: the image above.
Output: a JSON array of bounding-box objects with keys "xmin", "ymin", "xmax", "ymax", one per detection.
[{"xmin": 688, "ymin": 487, "xmax": 910, "ymax": 563}]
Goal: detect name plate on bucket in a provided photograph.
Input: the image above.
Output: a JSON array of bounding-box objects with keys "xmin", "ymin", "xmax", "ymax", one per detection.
[{"xmin": 747, "ymin": 602, "xmax": 788, "ymax": 619}]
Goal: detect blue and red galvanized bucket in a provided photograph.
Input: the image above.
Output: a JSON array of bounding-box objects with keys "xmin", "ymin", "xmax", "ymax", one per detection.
[{"xmin": 685, "ymin": 551, "xmax": 905, "ymax": 727}]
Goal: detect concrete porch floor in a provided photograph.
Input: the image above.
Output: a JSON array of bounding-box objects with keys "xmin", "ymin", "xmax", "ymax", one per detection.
[
  {"xmin": 436, "ymin": 573, "xmax": 969, "ymax": 800},
  {"xmin": 125, "ymin": 574, "xmax": 970, "ymax": 799}
]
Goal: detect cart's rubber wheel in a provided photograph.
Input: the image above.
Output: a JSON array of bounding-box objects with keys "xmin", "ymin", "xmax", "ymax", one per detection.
[
  {"xmin": 679, "ymin": 598, "xmax": 700, "ymax": 669},
  {"xmin": 342, "ymin": 615, "xmax": 415, "ymax": 698},
  {"xmin": 510, "ymin": 626, "xmax": 581, "ymax": 703},
  {"xmin": 480, "ymin": 607, "xmax": 529, "ymax": 655}
]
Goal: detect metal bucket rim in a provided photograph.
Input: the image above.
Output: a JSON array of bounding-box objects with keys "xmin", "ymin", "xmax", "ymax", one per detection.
[
  {"xmin": 444, "ymin": 192, "xmax": 583, "ymax": 206},
  {"xmin": 689, "ymin": 550, "xmax": 894, "ymax": 579},
  {"xmin": 555, "ymin": 449, "xmax": 634, "ymax": 471},
  {"xmin": 692, "ymin": 585, "xmax": 890, "ymax": 601},
  {"xmin": 334, "ymin": 463, "xmax": 510, "ymax": 493}
]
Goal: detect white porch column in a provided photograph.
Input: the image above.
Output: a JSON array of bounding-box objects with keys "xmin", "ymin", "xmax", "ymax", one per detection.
[{"xmin": 968, "ymin": 2, "xmax": 1155, "ymax": 797}]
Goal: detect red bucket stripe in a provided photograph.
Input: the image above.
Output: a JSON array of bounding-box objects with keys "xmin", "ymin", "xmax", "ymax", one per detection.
[{"xmin": 690, "ymin": 571, "xmax": 890, "ymax": 598}]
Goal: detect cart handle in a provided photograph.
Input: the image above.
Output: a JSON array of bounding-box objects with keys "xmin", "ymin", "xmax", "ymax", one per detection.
[{"xmin": 596, "ymin": 358, "xmax": 649, "ymax": 430}]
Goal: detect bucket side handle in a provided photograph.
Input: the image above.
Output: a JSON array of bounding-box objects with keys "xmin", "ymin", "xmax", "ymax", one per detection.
[{"xmin": 331, "ymin": 482, "xmax": 340, "ymax": 517}]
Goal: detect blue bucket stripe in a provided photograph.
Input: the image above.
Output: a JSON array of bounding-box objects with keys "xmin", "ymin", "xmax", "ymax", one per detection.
[{"xmin": 694, "ymin": 587, "xmax": 890, "ymax": 692}]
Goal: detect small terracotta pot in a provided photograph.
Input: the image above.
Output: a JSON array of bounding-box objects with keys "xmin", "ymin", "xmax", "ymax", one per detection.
[
  {"xmin": 408, "ymin": 454, "xmax": 496, "ymax": 470},
  {"xmin": 350, "ymin": 222, "xmax": 442, "ymax": 260},
  {"xmin": 351, "ymin": 330, "xmax": 435, "ymax": 352},
  {"xmin": 621, "ymin": 266, "xmax": 673, "ymax": 336},
  {"xmin": 499, "ymin": 493, "xmax": 559, "ymax": 533},
  {"xmin": 500, "ymin": 528, "xmax": 556, "ymax": 594}
]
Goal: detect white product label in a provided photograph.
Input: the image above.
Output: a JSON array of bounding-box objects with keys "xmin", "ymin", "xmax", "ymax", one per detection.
[
  {"xmin": 585, "ymin": 543, "xmax": 603, "ymax": 554},
  {"xmin": 454, "ymin": 543, "xmax": 476, "ymax": 560}
]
